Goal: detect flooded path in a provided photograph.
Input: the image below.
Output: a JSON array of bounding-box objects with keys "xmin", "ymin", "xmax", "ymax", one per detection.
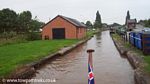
[{"xmin": 31, "ymin": 31, "xmax": 134, "ymax": 84}]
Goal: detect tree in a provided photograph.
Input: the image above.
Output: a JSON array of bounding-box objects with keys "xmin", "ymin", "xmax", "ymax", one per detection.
[
  {"xmin": 148, "ymin": 19, "xmax": 150, "ymax": 27},
  {"xmin": 18, "ymin": 11, "xmax": 32, "ymax": 33},
  {"xmin": 26, "ymin": 17, "xmax": 45, "ymax": 41},
  {"xmin": 94, "ymin": 11, "xmax": 102, "ymax": 29},
  {"xmin": 85, "ymin": 21, "xmax": 93, "ymax": 29},
  {"xmin": 126, "ymin": 11, "xmax": 130, "ymax": 20},
  {"xmin": 0, "ymin": 8, "xmax": 17, "ymax": 33},
  {"xmin": 147, "ymin": 19, "xmax": 150, "ymax": 27},
  {"xmin": 144, "ymin": 19, "xmax": 150, "ymax": 27},
  {"xmin": 30, "ymin": 18, "xmax": 45, "ymax": 32},
  {"xmin": 125, "ymin": 10, "xmax": 130, "ymax": 24},
  {"xmin": 0, "ymin": 8, "xmax": 45, "ymax": 40},
  {"xmin": 0, "ymin": 10, "xmax": 3, "ymax": 33},
  {"xmin": 81, "ymin": 22, "xmax": 85, "ymax": 25}
]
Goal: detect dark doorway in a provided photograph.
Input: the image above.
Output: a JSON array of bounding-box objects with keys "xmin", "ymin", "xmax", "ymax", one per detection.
[{"xmin": 52, "ymin": 28, "xmax": 65, "ymax": 39}]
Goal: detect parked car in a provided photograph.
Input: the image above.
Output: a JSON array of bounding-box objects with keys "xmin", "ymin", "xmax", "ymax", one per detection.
[{"xmin": 142, "ymin": 28, "xmax": 150, "ymax": 32}]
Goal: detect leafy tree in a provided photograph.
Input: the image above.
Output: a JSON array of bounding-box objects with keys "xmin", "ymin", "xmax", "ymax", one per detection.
[
  {"xmin": 144, "ymin": 20, "xmax": 148, "ymax": 27},
  {"xmin": 30, "ymin": 18, "xmax": 45, "ymax": 32},
  {"xmin": 145, "ymin": 19, "xmax": 150, "ymax": 27},
  {"xmin": 126, "ymin": 11, "xmax": 130, "ymax": 19},
  {"xmin": 0, "ymin": 8, "xmax": 17, "ymax": 33},
  {"xmin": 18, "ymin": 11, "xmax": 32, "ymax": 33},
  {"xmin": 125, "ymin": 10, "xmax": 130, "ymax": 24},
  {"xmin": 85, "ymin": 21, "xmax": 93, "ymax": 29},
  {"xmin": 0, "ymin": 8, "xmax": 45, "ymax": 40},
  {"xmin": 0, "ymin": 10, "xmax": 3, "ymax": 33},
  {"xmin": 147, "ymin": 19, "xmax": 150, "ymax": 27},
  {"xmin": 94, "ymin": 11, "xmax": 102, "ymax": 29},
  {"xmin": 26, "ymin": 17, "xmax": 44, "ymax": 40},
  {"xmin": 140, "ymin": 19, "xmax": 150, "ymax": 28},
  {"xmin": 81, "ymin": 22, "xmax": 85, "ymax": 25},
  {"xmin": 148, "ymin": 19, "xmax": 150, "ymax": 27}
]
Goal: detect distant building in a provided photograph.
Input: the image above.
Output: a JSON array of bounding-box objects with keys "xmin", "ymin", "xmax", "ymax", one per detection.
[
  {"xmin": 125, "ymin": 11, "xmax": 137, "ymax": 31},
  {"xmin": 126, "ymin": 19, "xmax": 137, "ymax": 31},
  {"xmin": 42, "ymin": 15, "xmax": 87, "ymax": 40},
  {"xmin": 109, "ymin": 23, "xmax": 121, "ymax": 33},
  {"xmin": 109, "ymin": 23, "xmax": 121, "ymax": 29}
]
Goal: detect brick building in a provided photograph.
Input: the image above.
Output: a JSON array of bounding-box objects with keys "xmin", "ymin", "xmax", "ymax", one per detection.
[
  {"xmin": 125, "ymin": 11, "xmax": 137, "ymax": 31},
  {"xmin": 126, "ymin": 19, "xmax": 137, "ymax": 31},
  {"xmin": 42, "ymin": 15, "xmax": 87, "ymax": 39}
]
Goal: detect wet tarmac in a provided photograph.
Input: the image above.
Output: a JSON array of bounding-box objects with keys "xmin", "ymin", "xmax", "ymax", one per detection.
[{"xmin": 30, "ymin": 31, "xmax": 135, "ymax": 84}]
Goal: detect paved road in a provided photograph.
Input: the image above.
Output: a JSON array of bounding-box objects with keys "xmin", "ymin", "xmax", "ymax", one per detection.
[{"xmin": 30, "ymin": 31, "xmax": 135, "ymax": 84}]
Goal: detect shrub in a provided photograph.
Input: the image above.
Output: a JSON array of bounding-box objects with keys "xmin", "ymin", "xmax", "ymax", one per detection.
[
  {"xmin": 0, "ymin": 31, "xmax": 16, "ymax": 39},
  {"xmin": 26, "ymin": 32, "xmax": 41, "ymax": 41},
  {"xmin": 0, "ymin": 34, "xmax": 27, "ymax": 46}
]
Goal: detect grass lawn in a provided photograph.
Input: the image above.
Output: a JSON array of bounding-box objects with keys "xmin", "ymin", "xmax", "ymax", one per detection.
[
  {"xmin": 0, "ymin": 39, "xmax": 79, "ymax": 77},
  {"xmin": 144, "ymin": 57, "xmax": 150, "ymax": 72},
  {"xmin": 112, "ymin": 33, "xmax": 150, "ymax": 73}
]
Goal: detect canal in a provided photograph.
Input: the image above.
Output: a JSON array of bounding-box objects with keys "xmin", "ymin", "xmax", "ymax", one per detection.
[{"xmin": 30, "ymin": 31, "xmax": 135, "ymax": 84}]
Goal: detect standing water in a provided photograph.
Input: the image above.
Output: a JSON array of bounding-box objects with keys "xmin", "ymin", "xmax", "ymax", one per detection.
[{"xmin": 30, "ymin": 31, "xmax": 134, "ymax": 84}]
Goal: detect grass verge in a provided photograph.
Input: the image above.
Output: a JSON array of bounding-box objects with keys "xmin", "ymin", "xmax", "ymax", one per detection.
[
  {"xmin": 0, "ymin": 39, "xmax": 79, "ymax": 77},
  {"xmin": 86, "ymin": 30, "xmax": 96, "ymax": 38},
  {"xmin": 112, "ymin": 33, "xmax": 150, "ymax": 73}
]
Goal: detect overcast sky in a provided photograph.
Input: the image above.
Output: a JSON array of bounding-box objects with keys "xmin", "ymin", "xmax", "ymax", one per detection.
[{"xmin": 0, "ymin": 0, "xmax": 150, "ymax": 24}]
